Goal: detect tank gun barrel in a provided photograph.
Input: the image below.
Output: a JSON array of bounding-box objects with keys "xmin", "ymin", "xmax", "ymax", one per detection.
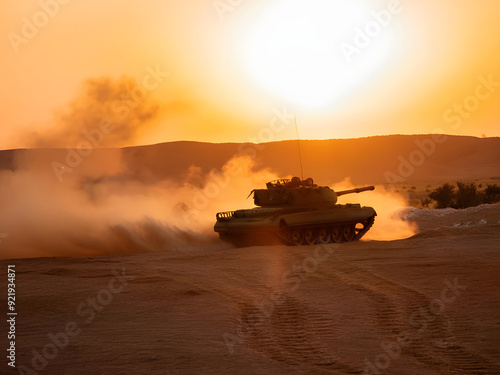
[{"xmin": 336, "ymin": 186, "xmax": 375, "ymax": 197}]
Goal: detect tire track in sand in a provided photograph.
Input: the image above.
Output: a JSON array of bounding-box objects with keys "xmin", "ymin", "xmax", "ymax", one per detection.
[
  {"xmin": 326, "ymin": 253, "xmax": 498, "ymax": 374},
  {"xmin": 237, "ymin": 294, "xmax": 364, "ymax": 374},
  {"xmin": 159, "ymin": 267, "xmax": 364, "ymax": 373}
]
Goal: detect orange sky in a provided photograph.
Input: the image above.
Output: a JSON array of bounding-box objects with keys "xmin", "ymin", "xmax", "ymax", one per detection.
[{"xmin": 1, "ymin": 0, "xmax": 499, "ymax": 149}]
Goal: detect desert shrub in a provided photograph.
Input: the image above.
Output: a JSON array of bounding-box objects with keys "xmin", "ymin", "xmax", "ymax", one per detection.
[
  {"xmin": 429, "ymin": 183, "xmax": 455, "ymax": 208},
  {"xmin": 455, "ymin": 182, "xmax": 481, "ymax": 208},
  {"xmin": 428, "ymin": 182, "xmax": 500, "ymax": 208},
  {"xmin": 482, "ymin": 184, "xmax": 500, "ymax": 204}
]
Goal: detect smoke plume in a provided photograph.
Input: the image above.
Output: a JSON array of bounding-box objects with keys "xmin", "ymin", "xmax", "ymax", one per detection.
[
  {"xmin": 332, "ymin": 178, "xmax": 417, "ymax": 241},
  {"xmin": 0, "ymin": 149, "xmax": 416, "ymax": 259},
  {"xmin": 0, "ymin": 152, "xmax": 278, "ymax": 259},
  {"xmin": 27, "ymin": 76, "xmax": 160, "ymax": 148}
]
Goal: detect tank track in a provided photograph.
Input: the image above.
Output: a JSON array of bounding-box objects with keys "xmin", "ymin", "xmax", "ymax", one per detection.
[
  {"xmin": 354, "ymin": 215, "xmax": 375, "ymax": 241},
  {"xmin": 277, "ymin": 215, "xmax": 376, "ymax": 246}
]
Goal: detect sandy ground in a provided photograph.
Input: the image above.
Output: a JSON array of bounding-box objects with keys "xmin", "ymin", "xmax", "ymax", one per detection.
[{"xmin": 2, "ymin": 205, "xmax": 500, "ymax": 375}]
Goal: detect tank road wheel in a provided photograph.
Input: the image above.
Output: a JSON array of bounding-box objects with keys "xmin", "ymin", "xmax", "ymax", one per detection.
[
  {"xmin": 304, "ymin": 228, "xmax": 316, "ymax": 245},
  {"xmin": 343, "ymin": 224, "xmax": 355, "ymax": 242},
  {"xmin": 291, "ymin": 229, "xmax": 305, "ymax": 246},
  {"xmin": 317, "ymin": 227, "xmax": 331, "ymax": 244},
  {"xmin": 331, "ymin": 226, "xmax": 343, "ymax": 243}
]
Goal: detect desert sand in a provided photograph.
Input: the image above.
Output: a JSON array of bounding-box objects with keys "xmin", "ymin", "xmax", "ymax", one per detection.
[{"xmin": 2, "ymin": 204, "xmax": 500, "ymax": 375}]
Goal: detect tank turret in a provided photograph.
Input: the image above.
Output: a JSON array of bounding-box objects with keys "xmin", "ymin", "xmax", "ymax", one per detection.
[
  {"xmin": 251, "ymin": 178, "xmax": 374, "ymax": 208},
  {"xmin": 214, "ymin": 177, "xmax": 376, "ymax": 246}
]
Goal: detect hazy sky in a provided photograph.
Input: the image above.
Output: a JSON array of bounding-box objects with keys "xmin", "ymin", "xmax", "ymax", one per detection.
[{"xmin": 1, "ymin": 0, "xmax": 500, "ymax": 149}]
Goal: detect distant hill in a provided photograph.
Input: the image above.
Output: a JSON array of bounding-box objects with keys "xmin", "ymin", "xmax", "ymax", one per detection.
[{"xmin": 1, "ymin": 135, "xmax": 499, "ymax": 186}]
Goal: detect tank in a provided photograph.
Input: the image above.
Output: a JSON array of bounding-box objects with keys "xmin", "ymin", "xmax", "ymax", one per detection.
[{"xmin": 214, "ymin": 177, "xmax": 377, "ymax": 246}]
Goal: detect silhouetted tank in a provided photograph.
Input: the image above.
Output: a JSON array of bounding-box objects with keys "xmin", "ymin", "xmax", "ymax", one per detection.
[{"xmin": 214, "ymin": 177, "xmax": 376, "ymax": 246}]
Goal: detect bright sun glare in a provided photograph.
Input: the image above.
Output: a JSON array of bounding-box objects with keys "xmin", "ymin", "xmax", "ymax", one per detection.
[{"xmin": 243, "ymin": 0, "xmax": 396, "ymax": 109}]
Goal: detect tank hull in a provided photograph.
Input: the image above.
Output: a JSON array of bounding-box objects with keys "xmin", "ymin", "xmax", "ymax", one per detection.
[{"xmin": 214, "ymin": 204, "xmax": 376, "ymax": 246}]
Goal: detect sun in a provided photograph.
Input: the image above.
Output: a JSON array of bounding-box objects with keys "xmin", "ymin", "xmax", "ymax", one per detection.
[{"xmin": 241, "ymin": 0, "xmax": 396, "ymax": 109}]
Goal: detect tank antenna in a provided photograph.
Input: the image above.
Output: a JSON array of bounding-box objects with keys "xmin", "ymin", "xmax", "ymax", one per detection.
[{"xmin": 294, "ymin": 114, "xmax": 304, "ymax": 180}]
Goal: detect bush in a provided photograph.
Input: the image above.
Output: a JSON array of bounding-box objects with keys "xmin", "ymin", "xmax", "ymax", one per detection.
[
  {"xmin": 455, "ymin": 182, "xmax": 481, "ymax": 208},
  {"xmin": 429, "ymin": 183, "xmax": 455, "ymax": 208},
  {"xmin": 428, "ymin": 182, "xmax": 500, "ymax": 209},
  {"xmin": 483, "ymin": 184, "xmax": 500, "ymax": 204}
]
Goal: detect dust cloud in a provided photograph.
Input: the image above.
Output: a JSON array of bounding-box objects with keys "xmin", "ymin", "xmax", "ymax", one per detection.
[
  {"xmin": 25, "ymin": 76, "xmax": 160, "ymax": 148},
  {"xmin": 0, "ymin": 152, "xmax": 416, "ymax": 259},
  {"xmin": 332, "ymin": 178, "xmax": 417, "ymax": 241},
  {"xmin": 0, "ymin": 154, "xmax": 279, "ymax": 259}
]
